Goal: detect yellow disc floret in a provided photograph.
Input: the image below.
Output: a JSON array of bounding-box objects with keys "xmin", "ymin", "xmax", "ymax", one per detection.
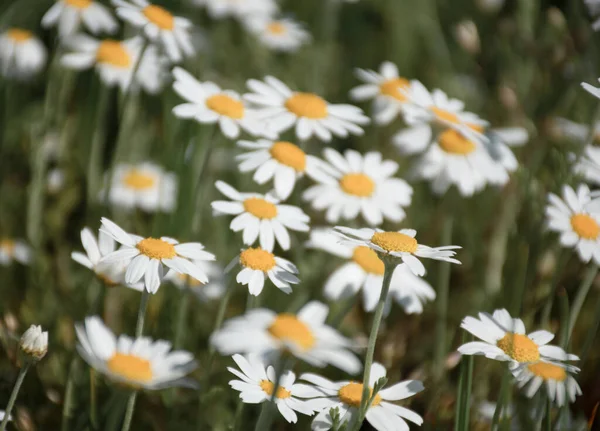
[
  {"xmin": 570, "ymin": 214, "xmax": 600, "ymax": 240},
  {"xmin": 268, "ymin": 313, "xmax": 315, "ymax": 351},
  {"xmin": 206, "ymin": 94, "xmax": 245, "ymax": 119},
  {"xmin": 239, "ymin": 248, "xmax": 277, "ymax": 272},
  {"xmin": 96, "ymin": 40, "xmax": 131, "ymax": 68},
  {"xmin": 352, "ymin": 246, "xmax": 384, "ymax": 275},
  {"xmin": 260, "ymin": 380, "xmax": 292, "ymax": 398},
  {"xmin": 379, "ymin": 78, "xmax": 409, "ymax": 101},
  {"xmin": 107, "ymin": 353, "xmax": 153, "ymax": 383},
  {"xmin": 437, "ymin": 129, "xmax": 476, "ymax": 155},
  {"xmin": 339, "ymin": 174, "xmax": 375, "ymax": 197},
  {"xmin": 371, "ymin": 232, "xmax": 418, "ymax": 254},
  {"xmin": 266, "ymin": 22, "xmax": 286, "ymax": 35},
  {"xmin": 65, "ymin": 0, "xmax": 92, "ymax": 9},
  {"xmin": 431, "ymin": 107, "xmax": 460, "ymax": 124},
  {"xmin": 496, "ymin": 333, "xmax": 540, "ymax": 362},
  {"xmin": 0, "ymin": 239, "xmax": 16, "ymax": 256},
  {"xmin": 270, "ymin": 141, "xmax": 306, "ymax": 172},
  {"xmin": 527, "ymin": 362, "xmax": 567, "ymax": 381},
  {"xmin": 7, "ymin": 29, "xmax": 33, "ymax": 43},
  {"xmin": 136, "ymin": 238, "xmax": 177, "ymax": 260},
  {"xmin": 143, "ymin": 5, "xmax": 174, "ymax": 30},
  {"xmin": 285, "ymin": 93, "xmax": 328, "ymax": 119},
  {"xmin": 122, "ymin": 169, "xmax": 156, "ymax": 190},
  {"xmin": 243, "ymin": 198, "xmax": 278, "ymax": 219},
  {"xmin": 338, "ymin": 382, "xmax": 381, "ymax": 408}
]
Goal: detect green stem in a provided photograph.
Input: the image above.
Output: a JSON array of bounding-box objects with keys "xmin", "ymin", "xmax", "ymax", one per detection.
[
  {"xmin": 580, "ymin": 290, "xmax": 600, "ymax": 364},
  {"xmin": 541, "ymin": 250, "xmax": 570, "ymax": 328},
  {"xmin": 455, "ymin": 334, "xmax": 474, "ymax": 431},
  {"xmin": 120, "ymin": 392, "xmax": 138, "ymax": 431},
  {"xmin": 231, "ymin": 401, "xmax": 244, "ymax": 431},
  {"xmin": 567, "ymin": 264, "xmax": 598, "ymax": 339},
  {"xmin": 544, "ymin": 397, "xmax": 552, "ymax": 431},
  {"xmin": 0, "ymin": 364, "xmax": 30, "ymax": 431},
  {"xmin": 90, "ymin": 369, "xmax": 98, "ymax": 430},
  {"xmin": 174, "ymin": 288, "xmax": 191, "ymax": 349},
  {"xmin": 87, "ymin": 85, "xmax": 111, "ymax": 205},
  {"xmin": 557, "ymin": 288, "xmax": 570, "ymax": 349},
  {"xmin": 61, "ymin": 358, "xmax": 77, "ymax": 431},
  {"xmin": 491, "ymin": 368, "xmax": 510, "ymax": 431}
]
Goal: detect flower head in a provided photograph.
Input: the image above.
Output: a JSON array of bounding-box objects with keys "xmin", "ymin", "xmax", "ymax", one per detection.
[
  {"xmin": 0, "ymin": 29, "xmax": 47, "ymax": 79},
  {"xmin": 0, "ymin": 238, "xmax": 31, "ymax": 266},
  {"xmin": 20, "ymin": 325, "xmax": 49, "ymax": 361},
  {"xmin": 42, "ymin": 0, "xmax": 118, "ymax": 37},
  {"xmin": 511, "ymin": 361, "xmax": 582, "ymax": 407},
  {"xmin": 245, "ymin": 17, "xmax": 311, "ymax": 52}
]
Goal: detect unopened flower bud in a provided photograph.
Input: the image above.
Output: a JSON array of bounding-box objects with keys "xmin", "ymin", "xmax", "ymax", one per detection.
[
  {"xmin": 19, "ymin": 325, "xmax": 48, "ymax": 362},
  {"xmin": 454, "ymin": 21, "xmax": 480, "ymax": 54}
]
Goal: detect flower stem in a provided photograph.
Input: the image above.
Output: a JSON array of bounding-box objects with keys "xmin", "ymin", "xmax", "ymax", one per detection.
[
  {"xmin": 455, "ymin": 334, "xmax": 474, "ymax": 431},
  {"xmin": 491, "ymin": 368, "xmax": 510, "ymax": 431},
  {"xmin": 90, "ymin": 369, "xmax": 98, "ymax": 430},
  {"xmin": 174, "ymin": 288, "xmax": 191, "ymax": 349},
  {"xmin": 0, "ymin": 363, "xmax": 30, "ymax": 431},
  {"xmin": 545, "ymin": 397, "xmax": 552, "ymax": 431},
  {"xmin": 120, "ymin": 392, "xmax": 138, "ymax": 431},
  {"xmin": 567, "ymin": 264, "xmax": 598, "ymax": 339},
  {"xmin": 61, "ymin": 358, "xmax": 77, "ymax": 431},
  {"xmin": 580, "ymin": 289, "xmax": 600, "ymax": 364}
]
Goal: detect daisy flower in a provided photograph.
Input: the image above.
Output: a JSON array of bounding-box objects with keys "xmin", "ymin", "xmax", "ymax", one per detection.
[
  {"xmin": 550, "ymin": 117, "xmax": 600, "ymax": 143},
  {"xmin": 228, "ymin": 354, "xmax": 321, "ymax": 423},
  {"xmin": 112, "ymin": 0, "xmax": 194, "ymax": 62},
  {"xmin": 211, "ymin": 181, "xmax": 310, "ymax": 252},
  {"xmin": 334, "ymin": 227, "xmax": 460, "ymax": 277},
  {"xmin": 98, "ymin": 218, "xmax": 215, "ymax": 293},
  {"xmin": 245, "ymin": 17, "xmax": 311, "ymax": 53},
  {"xmin": 71, "ymin": 227, "xmax": 143, "ymax": 290},
  {"xmin": 573, "ymin": 145, "xmax": 600, "ymax": 185},
  {"xmin": 0, "ymin": 29, "xmax": 47, "ymax": 78},
  {"xmin": 193, "ymin": 0, "xmax": 278, "ymax": 20},
  {"xmin": 457, "ymin": 309, "xmax": 579, "ymax": 365},
  {"xmin": 512, "ymin": 362, "xmax": 582, "ymax": 407},
  {"xmin": 101, "ymin": 162, "xmax": 177, "ymax": 212},
  {"xmin": 545, "ymin": 184, "xmax": 600, "ymax": 264},
  {"xmin": 76, "ymin": 315, "xmax": 197, "ymax": 389},
  {"xmin": 349, "ymin": 61, "xmax": 411, "ymax": 125},
  {"xmin": 165, "ymin": 260, "xmax": 226, "ymax": 302},
  {"xmin": 0, "ymin": 238, "xmax": 31, "ymax": 266},
  {"xmin": 61, "ymin": 35, "xmax": 166, "ymax": 93},
  {"xmin": 244, "ymin": 76, "xmax": 370, "ymax": 142},
  {"xmin": 307, "ymin": 228, "xmax": 435, "ymax": 314},
  {"xmin": 236, "ymin": 139, "xmax": 330, "ymax": 200},
  {"xmin": 300, "ymin": 362, "xmax": 424, "ymax": 431},
  {"xmin": 42, "ymin": 0, "xmax": 118, "ymax": 38},
  {"xmin": 173, "ymin": 67, "xmax": 270, "ymax": 139},
  {"xmin": 210, "ymin": 301, "xmax": 362, "ymax": 374},
  {"xmin": 303, "ymin": 149, "xmax": 413, "ymax": 225}
]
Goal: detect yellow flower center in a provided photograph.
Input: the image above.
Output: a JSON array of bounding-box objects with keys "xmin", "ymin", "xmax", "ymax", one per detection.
[
  {"xmin": 371, "ymin": 232, "xmax": 418, "ymax": 254},
  {"xmin": 339, "ymin": 174, "xmax": 375, "ymax": 197},
  {"xmin": 266, "ymin": 22, "xmax": 286, "ymax": 35},
  {"xmin": 269, "ymin": 141, "xmax": 306, "ymax": 172},
  {"xmin": 107, "ymin": 353, "xmax": 153, "ymax": 383},
  {"xmin": 239, "ymin": 248, "xmax": 277, "ymax": 271},
  {"xmin": 527, "ymin": 362, "xmax": 567, "ymax": 381},
  {"xmin": 431, "ymin": 107, "xmax": 460, "ymax": 124},
  {"xmin": 0, "ymin": 239, "xmax": 16, "ymax": 256},
  {"xmin": 285, "ymin": 93, "xmax": 328, "ymax": 119},
  {"xmin": 570, "ymin": 214, "xmax": 600, "ymax": 240},
  {"xmin": 176, "ymin": 272, "xmax": 204, "ymax": 287},
  {"xmin": 7, "ymin": 29, "xmax": 33, "ymax": 43},
  {"xmin": 243, "ymin": 198, "xmax": 278, "ymax": 219},
  {"xmin": 122, "ymin": 169, "xmax": 156, "ymax": 190},
  {"xmin": 65, "ymin": 0, "xmax": 92, "ymax": 9},
  {"xmin": 496, "ymin": 333, "xmax": 540, "ymax": 362},
  {"xmin": 437, "ymin": 129, "xmax": 477, "ymax": 155},
  {"xmin": 259, "ymin": 380, "xmax": 292, "ymax": 399},
  {"xmin": 268, "ymin": 313, "xmax": 315, "ymax": 351},
  {"xmin": 136, "ymin": 238, "xmax": 177, "ymax": 260},
  {"xmin": 142, "ymin": 5, "xmax": 174, "ymax": 30},
  {"xmin": 206, "ymin": 94, "xmax": 245, "ymax": 119},
  {"xmin": 379, "ymin": 78, "xmax": 410, "ymax": 101},
  {"xmin": 338, "ymin": 382, "xmax": 381, "ymax": 408},
  {"xmin": 352, "ymin": 246, "xmax": 384, "ymax": 275},
  {"xmin": 96, "ymin": 40, "xmax": 131, "ymax": 68}
]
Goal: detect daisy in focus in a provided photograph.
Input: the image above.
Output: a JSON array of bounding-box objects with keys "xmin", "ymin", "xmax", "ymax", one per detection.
[
  {"xmin": 545, "ymin": 184, "xmax": 600, "ymax": 264},
  {"xmin": 61, "ymin": 36, "xmax": 166, "ymax": 93},
  {"xmin": 0, "ymin": 238, "xmax": 31, "ymax": 266},
  {"xmin": 236, "ymin": 139, "xmax": 331, "ymax": 199},
  {"xmin": 71, "ymin": 227, "xmax": 143, "ymax": 290},
  {"xmin": 334, "ymin": 227, "xmax": 460, "ymax": 277},
  {"xmin": 307, "ymin": 228, "xmax": 435, "ymax": 314},
  {"xmin": 99, "ymin": 218, "xmax": 215, "ymax": 293},
  {"xmin": 0, "ymin": 29, "xmax": 47, "ymax": 79},
  {"xmin": 303, "ymin": 149, "xmax": 413, "ymax": 225},
  {"xmin": 76, "ymin": 316, "xmax": 197, "ymax": 389},
  {"xmin": 166, "ymin": 260, "xmax": 226, "ymax": 302},
  {"xmin": 349, "ymin": 61, "xmax": 410, "ymax": 125},
  {"xmin": 42, "ymin": 0, "xmax": 118, "ymax": 38},
  {"xmin": 300, "ymin": 362, "xmax": 424, "ymax": 431},
  {"xmin": 173, "ymin": 67, "xmax": 270, "ymax": 139},
  {"xmin": 101, "ymin": 162, "xmax": 177, "ymax": 212},
  {"xmin": 226, "ymin": 247, "xmax": 299, "ymax": 296},
  {"xmin": 244, "ymin": 76, "xmax": 370, "ymax": 141},
  {"xmin": 112, "ymin": 0, "xmax": 194, "ymax": 62},
  {"xmin": 512, "ymin": 362, "xmax": 582, "ymax": 407},
  {"xmin": 228, "ymin": 354, "xmax": 321, "ymax": 423},
  {"xmin": 245, "ymin": 17, "xmax": 311, "ymax": 53},
  {"xmin": 211, "ymin": 181, "xmax": 310, "ymax": 251},
  {"xmin": 210, "ymin": 301, "xmax": 362, "ymax": 374},
  {"xmin": 457, "ymin": 309, "xmax": 579, "ymax": 365}
]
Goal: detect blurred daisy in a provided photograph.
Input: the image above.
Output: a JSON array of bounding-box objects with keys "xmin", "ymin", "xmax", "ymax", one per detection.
[
  {"xmin": 550, "ymin": 117, "xmax": 600, "ymax": 143},
  {"xmin": 0, "ymin": 29, "xmax": 47, "ymax": 78},
  {"xmin": 76, "ymin": 315, "xmax": 197, "ymax": 389},
  {"xmin": 112, "ymin": 0, "xmax": 194, "ymax": 62},
  {"xmin": 300, "ymin": 363, "xmax": 424, "ymax": 431},
  {"xmin": 226, "ymin": 247, "xmax": 299, "ymax": 296},
  {"xmin": 236, "ymin": 139, "xmax": 330, "ymax": 199},
  {"xmin": 210, "ymin": 301, "xmax": 361, "ymax": 374},
  {"xmin": 166, "ymin": 260, "xmax": 226, "ymax": 302},
  {"xmin": 99, "ymin": 218, "xmax": 215, "ymax": 293},
  {"xmin": 573, "ymin": 145, "xmax": 600, "ymax": 185},
  {"xmin": 173, "ymin": 67, "xmax": 269, "ymax": 139},
  {"xmin": 334, "ymin": 227, "xmax": 460, "ymax": 277},
  {"xmin": 512, "ymin": 362, "xmax": 582, "ymax": 407},
  {"xmin": 245, "ymin": 17, "xmax": 311, "ymax": 53},
  {"xmin": 546, "ymin": 184, "xmax": 600, "ymax": 264},
  {"xmin": 194, "ymin": 0, "xmax": 278, "ymax": 20},
  {"xmin": 47, "ymin": 168, "xmax": 66, "ymax": 194},
  {"xmin": 349, "ymin": 61, "xmax": 410, "ymax": 125},
  {"xmin": 228, "ymin": 354, "xmax": 321, "ymax": 423},
  {"xmin": 61, "ymin": 35, "xmax": 165, "ymax": 93},
  {"xmin": 101, "ymin": 162, "xmax": 177, "ymax": 212},
  {"xmin": 211, "ymin": 181, "xmax": 310, "ymax": 251},
  {"xmin": 244, "ymin": 76, "xmax": 370, "ymax": 142},
  {"xmin": 303, "ymin": 149, "xmax": 412, "ymax": 225},
  {"xmin": 0, "ymin": 238, "xmax": 31, "ymax": 266},
  {"xmin": 307, "ymin": 228, "xmax": 435, "ymax": 314},
  {"xmin": 457, "ymin": 309, "xmax": 579, "ymax": 365},
  {"xmin": 42, "ymin": 0, "xmax": 118, "ymax": 38}
]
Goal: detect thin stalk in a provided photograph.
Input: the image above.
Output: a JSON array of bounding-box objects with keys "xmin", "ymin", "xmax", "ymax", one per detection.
[
  {"xmin": 87, "ymin": 85, "xmax": 111, "ymax": 205},
  {"xmin": 567, "ymin": 264, "xmax": 598, "ymax": 339},
  {"xmin": 491, "ymin": 368, "xmax": 510, "ymax": 431},
  {"xmin": 90, "ymin": 369, "xmax": 98, "ymax": 430},
  {"xmin": 541, "ymin": 250, "xmax": 570, "ymax": 328},
  {"xmin": 580, "ymin": 291, "xmax": 600, "ymax": 364},
  {"xmin": 544, "ymin": 397, "xmax": 552, "ymax": 431},
  {"xmin": 120, "ymin": 392, "xmax": 138, "ymax": 431},
  {"xmin": 61, "ymin": 358, "xmax": 77, "ymax": 431},
  {"xmin": 174, "ymin": 288, "xmax": 191, "ymax": 349},
  {"xmin": 0, "ymin": 364, "xmax": 30, "ymax": 431},
  {"xmin": 231, "ymin": 401, "xmax": 244, "ymax": 431},
  {"xmin": 455, "ymin": 334, "xmax": 474, "ymax": 431},
  {"xmin": 557, "ymin": 288, "xmax": 569, "ymax": 349},
  {"xmin": 454, "ymin": 337, "xmax": 466, "ymax": 431}
]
